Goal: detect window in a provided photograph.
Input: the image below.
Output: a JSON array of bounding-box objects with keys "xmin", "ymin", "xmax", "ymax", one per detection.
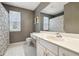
[
  {"xmin": 9, "ymin": 10, "xmax": 21, "ymax": 32},
  {"xmin": 43, "ymin": 16, "xmax": 49, "ymax": 31}
]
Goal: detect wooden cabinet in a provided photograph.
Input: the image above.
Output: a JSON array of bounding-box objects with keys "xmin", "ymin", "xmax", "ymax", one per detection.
[
  {"xmin": 31, "ymin": 34, "xmax": 79, "ymax": 56},
  {"xmin": 37, "ymin": 41, "xmax": 46, "ymax": 56},
  {"xmin": 46, "ymin": 49, "xmax": 55, "ymax": 56},
  {"xmin": 37, "ymin": 42, "xmax": 55, "ymax": 56},
  {"xmin": 36, "ymin": 39, "xmax": 79, "ymax": 56},
  {"xmin": 39, "ymin": 39, "xmax": 58, "ymax": 55},
  {"xmin": 37, "ymin": 40, "xmax": 57, "ymax": 56},
  {"xmin": 59, "ymin": 47, "xmax": 78, "ymax": 56}
]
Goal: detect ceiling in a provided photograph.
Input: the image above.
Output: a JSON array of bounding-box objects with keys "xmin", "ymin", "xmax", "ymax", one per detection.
[
  {"xmin": 41, "ymin": 2, "xmax": 68, "ymax": 15},
  {"xmin": 3, "ymin": 2, "xmax": 40, "ymax": 11}
]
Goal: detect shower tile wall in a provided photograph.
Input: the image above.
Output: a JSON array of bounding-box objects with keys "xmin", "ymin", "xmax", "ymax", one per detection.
[
  {"xmin": 0, "ymin": 3, "xmax": 9, "ymax": 56},
  {"xmin": 49, "ymin": 15, "xmax": 64, "ymax": 32}
]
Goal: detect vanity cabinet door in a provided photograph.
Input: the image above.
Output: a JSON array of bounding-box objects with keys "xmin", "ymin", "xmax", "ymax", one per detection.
[
  {"xmin": 37, "ymin": 42, "xmax": 46, "ymax": 56},
  {"xmin": 39, "ymin": 39, "xmax": 58, "ymax": 55},
  {"xmin": 37, "ymin": 40, "xmax": 56, "ymax": 56},
  {"xmin": 59, "ymin": 47, "xmax": 79, "ymax": 56},
  {"xmin": 46, "ymin": 49, "xmax": 55, "ymax": 56}
]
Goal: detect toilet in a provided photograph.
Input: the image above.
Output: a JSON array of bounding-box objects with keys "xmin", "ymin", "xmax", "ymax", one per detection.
[
  {"xmin": 26, "ymin": 37, "xmax": 36, "ymax": 47},
  {"xmin": 26, "ymin": 37, "xmax": 32, "ymax": 46}
]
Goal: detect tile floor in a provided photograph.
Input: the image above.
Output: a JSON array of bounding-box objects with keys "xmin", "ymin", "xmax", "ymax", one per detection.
[{"xmin": 4, "ymin": 41, "xmax": 36, "ymax": 56}]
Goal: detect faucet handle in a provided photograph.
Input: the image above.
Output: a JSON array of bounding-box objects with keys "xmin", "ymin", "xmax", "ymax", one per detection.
[{"xmin": 56, "ymin": 32, "xmax": 62, "ymax": 38}]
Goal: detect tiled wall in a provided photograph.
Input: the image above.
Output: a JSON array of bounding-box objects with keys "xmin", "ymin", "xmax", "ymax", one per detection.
[
  {"xmin": 49, "ymin": 15, "xmax": 64, "ymax": 32},
  {"xmin": 0, "ymin": 3, "xmax": 9, "ymax": 56}
]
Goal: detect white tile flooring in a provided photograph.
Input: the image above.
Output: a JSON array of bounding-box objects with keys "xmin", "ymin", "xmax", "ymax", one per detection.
[{"xmin": 4, "ymin": 41, "xmax": 36, "ymax": 56}]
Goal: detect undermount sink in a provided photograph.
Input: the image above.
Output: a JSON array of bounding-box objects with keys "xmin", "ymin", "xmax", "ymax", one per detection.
[
  {"xmin": 47, "ymin": 36, "xmax": 57, "ymax": 39},
  {"xmin": 44, "ymin": 34, "xmax": 63, "ymax": 41},
  {"xmin": 38, "ymin": 33, "xmax": 63, "ymax": 41}
]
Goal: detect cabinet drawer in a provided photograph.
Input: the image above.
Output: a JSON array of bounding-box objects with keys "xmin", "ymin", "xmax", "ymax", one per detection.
[
  {"xmin": 59, "ymin": 47, "xmax": 79, "ymax": 56},
  {"xmin": 39, "ymin": 39, "xmax": 58, "ymax": 55}
]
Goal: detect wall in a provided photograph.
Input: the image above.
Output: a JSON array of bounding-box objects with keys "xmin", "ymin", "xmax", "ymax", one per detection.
[
  {"xmin": 34, "ymin": 2, "xmax": 50, "ymax": 32},
  {"xmin": 3, "ymin": 4, "xmax": 34, "ymax": 43},
  {"xmin": 0, "ymin": 3, "xmax": 9, "ymax": 55},
  {"xmin": 64, "ymin": 2, "xmax": 79, "ymax": 34},
  {"xmin": 40, "ymin": 13, "xmax": 53, "ymax": 31}
]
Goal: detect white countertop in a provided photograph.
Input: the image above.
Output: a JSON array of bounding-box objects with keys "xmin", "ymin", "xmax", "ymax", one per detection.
[{"xmin": 31, "ymin": 32, "xmax": 79, "ymax": 54}]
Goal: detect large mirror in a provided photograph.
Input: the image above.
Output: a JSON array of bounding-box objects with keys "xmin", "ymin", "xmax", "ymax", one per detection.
[{"xmin": 39, "ymin": 2, "xmax": 79, "ymax": 34}]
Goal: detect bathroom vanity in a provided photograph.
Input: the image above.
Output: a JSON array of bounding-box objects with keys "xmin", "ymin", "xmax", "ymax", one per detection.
[{"xmin": 31, "ymin": 32, "xmax": 79, "ymax": 56}]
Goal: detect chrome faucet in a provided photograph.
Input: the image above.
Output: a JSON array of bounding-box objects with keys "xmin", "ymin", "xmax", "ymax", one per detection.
[{"xmin": 56, "ymin": 32, "xmax": 62, "ymax": 38}]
